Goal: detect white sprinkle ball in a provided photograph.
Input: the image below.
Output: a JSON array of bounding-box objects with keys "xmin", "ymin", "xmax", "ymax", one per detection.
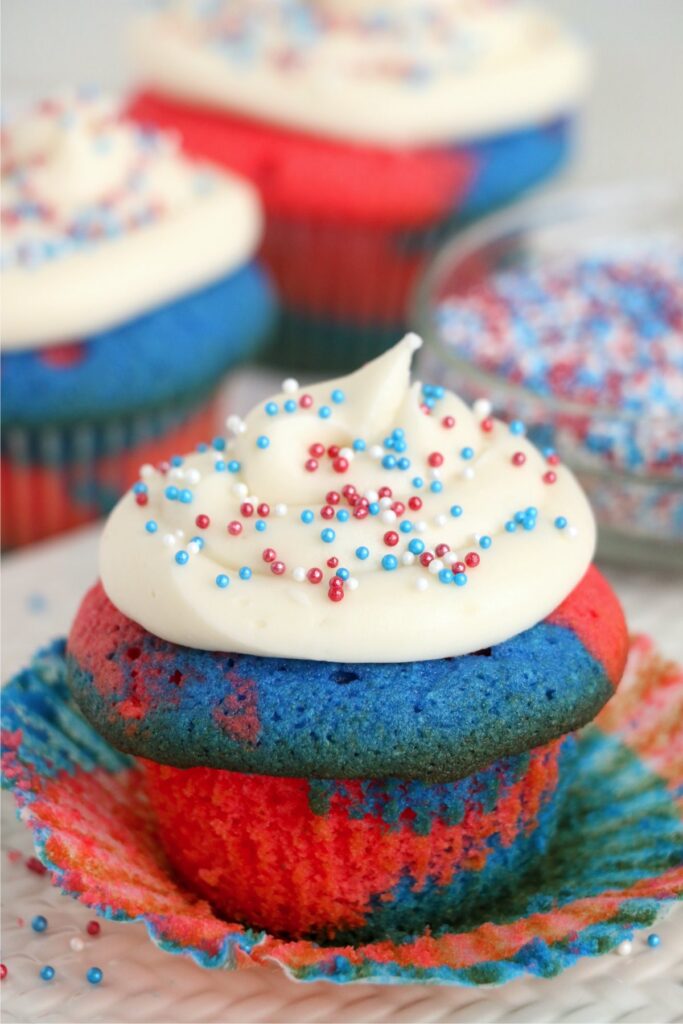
[
  {"xmin": 462, "ymin": 467, "xmax": 476, "ymax": 480},
  {"xmin": 616, "ymin": 940, "xmax": 633, "ymax": 957},
  {"xmin": 162, "ymin": 533, "xmax": 176, "ymax": 548},
  {"xmin": 292, "ymin": 567, "xmax": 306, "ymax": 582},
  {"xmin": 274, "ymin": 503, "xmax": 288, "ymax": 517},
  {"xmin": 402, "ymin": 552, "xmax": 416, "ymax": 566},
  {"xmin": 365, "ymin": 489, "xmax": 379, "ymax": 503},
  {"xmin": 568, "ymin": 526, "xmax": 579, "ymax": 539},
  {"xmin": 347, "ymin": 577, "xmax": 359, "ymax": 591},
  {"xmin": 339, "ymin": 447, "xmax": 354, "ymax": 461},
  {"xmin": 379, "ymin": 497, "xmax": 393, "ymax": 509},
  {"xmin": 169, "ymin": 467, "xmax": 185, "ymax": 481},
  {"xmin": 416, "ymin": 578, "xmax": 429, "ymax": 592},
  {"xmin": 429, "ymin": 559, "xmax": 444, "ymax": 575},
  {"xmin": 282, "ymin": 377, "xmax": 299, "ymax": 393},
  {"xmin": 434, "ymin": 513, "xmax": 447, "ymax": 527},
  {"xmin": 232, "ymin": 482, "xmax": 249, "ymax": 498},
  {"xmin": 226, "ymin": 414, "xmax": 246, "ymax": 435},
  {"xmin": 175, "ymin": 529, "xmax": 185, "ymax": 539},
  {"xmin": 473, "ymin": 398, "xmax": 492, "ymax": 418},
  {"xmin": 369, "ymin": 445, "xmax": 384, "ymax": 459},
  {"xmin": 444, "ymin": 552, "xmax": 458, "ymax": 565},
  {"xmin": 185, "ymin": 468, "xmax": 201, "ymax": 485},
  {"xmin": 139, "ymin": 463, "xmax": 155, "ymax": 479},
  {"xmin": 69, "ymin": 937, "xmax": 84, "ymax": 952},
  {"xmin": 381, "ymin": 510, "xmax": 397, "ymax": 525},
  {"xmin": 187, "ymin": 541, "xmax": 200, "ymax": 556},
  {"xmin": 414, "ymin": 520, "xmax": 427, "ymax": 533}
]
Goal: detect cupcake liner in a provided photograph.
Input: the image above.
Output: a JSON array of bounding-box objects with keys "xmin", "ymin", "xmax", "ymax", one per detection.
[
  {"xmin": 129, "ymin": 91, "xmax": 573, "ymax": 373},
  {"xmin": 1, "ymin": 391, "xmax": 220, "ymax": 549},
  {"xmin": 140, "ymin": 735, "xmax": 573, "ymax": 942},
  {"xmin": 2, "ymin": 635, "xmax": 681, "ymax": 985}
]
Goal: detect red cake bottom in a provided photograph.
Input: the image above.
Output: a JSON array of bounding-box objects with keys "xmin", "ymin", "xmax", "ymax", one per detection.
[
  {"xmin": 2, "ymin": 397, "xmax": 219, "ymax": 549},
  {"xmin": 142, "ymin": 735, "xmax": 572, "ymax": 942}
]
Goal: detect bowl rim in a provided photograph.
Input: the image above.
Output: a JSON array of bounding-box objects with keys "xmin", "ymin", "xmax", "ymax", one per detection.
[{"xmin": 412, "ymin": 180, "xmax": 683, "ymax": 488}]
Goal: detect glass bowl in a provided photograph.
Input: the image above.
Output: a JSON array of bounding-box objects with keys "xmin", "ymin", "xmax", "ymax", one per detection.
[{"xmin": 413, "ymin": 183, "xmax": 683, "ymax": 570}]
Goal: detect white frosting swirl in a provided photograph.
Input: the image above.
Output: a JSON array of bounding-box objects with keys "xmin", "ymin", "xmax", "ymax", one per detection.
[
  {"xmin": 132, "ymin": 0, "xmax": 589, "ymax": 147},
  {"xmin": 100, "ymin": 336, "xmax": 596, "ymax": 663},
  {"xmin": 1, "ymin": 91, "xmax": 263, "ymax": 349}
]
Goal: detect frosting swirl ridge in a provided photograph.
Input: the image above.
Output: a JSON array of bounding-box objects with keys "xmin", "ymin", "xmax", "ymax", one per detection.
[{"xmin": 100, "ymin": 336, "xmax": 596, "ymax": 662}]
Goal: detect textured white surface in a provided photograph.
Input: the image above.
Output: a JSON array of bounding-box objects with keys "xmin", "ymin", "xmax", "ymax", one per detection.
[{"xmin": 1, "ymin": 380, "xmax": 682, "ymax": 1021}]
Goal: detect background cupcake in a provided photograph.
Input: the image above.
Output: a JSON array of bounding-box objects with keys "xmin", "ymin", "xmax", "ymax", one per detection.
[
  {"xmin": 66, "ymin": 337, "xmax": 627, "ymax": 942},
  {"xmin": 129, "ymin": 0, "xmax": 590, "ymax": 372},
  {"xmin": 1, "ymin": 90, "xmax": 276, "ymax": 549}
]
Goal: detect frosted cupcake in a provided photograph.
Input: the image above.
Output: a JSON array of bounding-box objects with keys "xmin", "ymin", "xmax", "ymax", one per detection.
[
  {"xmin": 1, "ymin": 91, "xmax": 275, "ymax": 548},
  {"xmin": 67, "ymin": 335, "xmax": 627, "ymax": 942},
  {"xmin": 129, "ymin": 0, "xmax": 590, "ymax": 372}
]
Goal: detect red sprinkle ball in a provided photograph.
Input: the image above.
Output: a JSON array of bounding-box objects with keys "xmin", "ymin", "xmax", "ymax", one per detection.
[
  {"xmin": 511, "ymin": 452, "xmax": 526, "ymax": 467},
  {"xmin": 195, "ymin": 514, "xmax": 210, "ymax": 529},
  {"xmin": 428, "ymin": 452, "xmax": 444, "ymax": 467},
  {"xmin": 333, "ymin": 457, "xmax": 349, "ymax": 473},
  {"xmin": 271, "ymin": 561, "xmax": 286, "ymax": 575},
  {"xmin": 25, "ymin": 857, "xmax": 47, "ymax": 876},
  {"xmin": 408, "ymin": 496, "xmax": 422, "ymax": 511},
  {"xmin": 307, "ymin": 568, "xmax": 323, "ymax": 584},
  {"xmin": 1, "ymin": 964, "xmax": 7, "ymax": 981},
  {"xmin": 465, "ymin": 552, "xmax": 480, "ymax": 568},
  {"xmin": 543, "ymin": 471, "xmax": 557, "ymax": 485},
  {"xmin": 299, "ymin": 394, "xmax": 313, "ymax": 409},
  {"xmin": 257, "ymin": 503, "xmax": 270, "ymax": 518},
  {"xmin": 384, "ymin": 531, "xmax": 399, "ymax": 547},
  {"xmin": 327, "ymin": 556, "xmax": 339, "ymax": 568},
  {"xmin": 86, "ymin": 921, "xmax": 101, "ymax": 937},
  {"xmin": 309, "ymin": 443, "xmax": 325, "ymax": 458},
  {"xmin": 304, "ymin": 458, "xmax": 319, "ymax": 473},
  {"xmin": 135, "ymin": 493, "xmax": 148, "ymax": 506},
  {"xmin": 435, "ymin": 543, "xmax": 450, "ymax": 557},
  {"xmin": 227, "ymin": 520, "xmax": 242, "ymax": 536},
  {"xmin": 326, "ymin": 490, "xmax": 340, "ymax": 505},
  {"xmin": 420, "ymin": 552, "xmax": 434, "ymax": 567},
  {"xmin": 240, "ymin": 502, "xmax": 254, "ymax": 518},
  {"xmin": 480, "ymin": 417, "xmax": 494, "ymax": 432},
  {"xmin": 262, "ymin": 548, "xmax": 276, "ymax": 563},
  {"xmin": 442, "ymin": 416, "xmax": 456, "ymax": 429}
]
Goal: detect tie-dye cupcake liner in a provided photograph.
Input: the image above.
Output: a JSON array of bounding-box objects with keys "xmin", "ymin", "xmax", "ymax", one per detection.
[
  {"xmin": 2, "ymin": 634, "xmax": 681, "ymax": 985},
  {"xmin": 0, "ymin": 391, "xmax": 220, "ymax": 550}
]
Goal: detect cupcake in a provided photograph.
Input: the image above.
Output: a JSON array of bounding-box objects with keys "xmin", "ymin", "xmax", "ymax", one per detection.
[
  {"xmin": 128, "ymin": 0, "xmax": 590, "ymax": 373},
  {"xmin": 65, "ymin": 334, "xmax": 627, "ymax": 942},
  {"xmin": 1, "ymin": 91, "xmax": 276, "ymax": 549}
]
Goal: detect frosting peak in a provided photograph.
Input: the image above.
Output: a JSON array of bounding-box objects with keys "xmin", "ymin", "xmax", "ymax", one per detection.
[{"xmin": 100, "ymin": 337, "xmax": 596, "ymax": 663}]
